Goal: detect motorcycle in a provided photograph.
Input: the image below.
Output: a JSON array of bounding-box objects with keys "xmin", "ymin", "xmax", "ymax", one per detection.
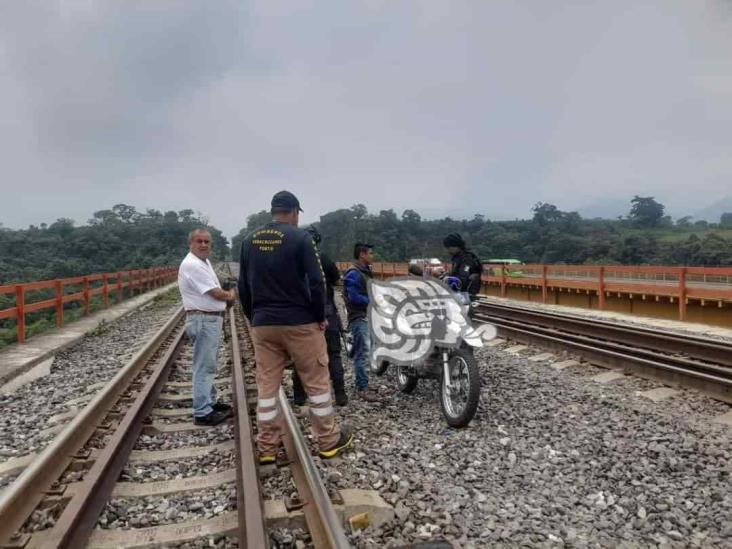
[{"xmin": 370, "ymin": 289, "xmax": 484, "ymax": 428}]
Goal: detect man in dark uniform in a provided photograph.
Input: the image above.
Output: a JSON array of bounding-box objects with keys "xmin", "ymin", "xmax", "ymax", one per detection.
[
  {"xmin": 238, "ymin": 191, "xmax": 353, "ymax": 462},
  {"xmin": 443, "ymin": 232, "xmax": 483, "ymax": 297},
  {"xmin": 292, "ymin": 226, "xmax": 347, "ymax": 407}
]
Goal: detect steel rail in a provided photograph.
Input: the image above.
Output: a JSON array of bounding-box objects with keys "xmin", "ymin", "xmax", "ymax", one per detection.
[
  {"xmin": 229, "ymin": 307, "xmax": 268, "ymax": 548},
  {"xmin": 474, "ymin": 312, "xmax": 732, "ymax": 379},
  {"xmin": 278, "ymin": 386, "xmax": 350, "ymax": 549},
  {"xmin": 0, "ymin": 306, "xmax": 185, "ymax": 547},
  {"xmin": 477, "ymin": 300, "xmax": 732, "ymax": 367},
  {"xmin": 53, "ymin": 317, "xmax": 186, "ymax": 548},
  {"xmin": 474, "ymin": 307, "xmax": 732, "ymax": 403}
]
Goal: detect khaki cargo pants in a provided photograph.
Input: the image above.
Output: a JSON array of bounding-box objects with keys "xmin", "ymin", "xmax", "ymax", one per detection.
[{"xmin": 251, "ymin": 323, "xmax": 340, "ymax": 456}]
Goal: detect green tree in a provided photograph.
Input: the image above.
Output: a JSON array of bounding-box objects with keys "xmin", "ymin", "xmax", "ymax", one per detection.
[
  {"xmin": 532, "ymin": 202, "xmax": 563, "ymax": 225},
  {"xmin": 230, "ymin": 210, "xmax": 272, "ymax": 261},
  {"xmin": 112, "ymin": 204, "xmax": 138, "ymax": 223},
  {"xmin": 351, "ymin": 204, "xmax": 368, "ymax": 219},
  {"xmin": 48, "ymin": 218, "xmax": 75, "ymax": 238},
  {"xmin": 90, "ymin": 209, "xmax": 119, "ymax": 225},
  {"xmin": 401, "ymin": 209, "xmax": 421, "ymax": 229},
  {"xmin": 628, "ymin": 196, "xmax": 665, "ymax": 227},
  {"xmin": 720, "ymin": 212, "xmax": 732, "ymax": 227}
]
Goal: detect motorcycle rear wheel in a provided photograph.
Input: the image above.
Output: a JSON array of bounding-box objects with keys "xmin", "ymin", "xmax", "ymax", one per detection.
[
  {"xmin": 396, "ymin": 364, "xmax": 418, "ymax": 393},
  {"xmin": 440, "ymin": 348, "xmax": 480, "ymax": 428},
  {"xmin": 370, "ymin": 359, "xmax": 389, "ymax": 376}
]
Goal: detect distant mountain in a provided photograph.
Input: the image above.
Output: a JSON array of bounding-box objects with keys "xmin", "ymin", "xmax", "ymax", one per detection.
[
  {"xmin": 693, "ymin": 196, "xmax": 732, "ymax": 223},
  {"xmin": 577, "ymin": 198, "xmax": 630, "ymax": 220}
]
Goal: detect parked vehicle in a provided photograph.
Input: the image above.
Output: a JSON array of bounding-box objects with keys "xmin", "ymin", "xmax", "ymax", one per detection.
[
  {"xmin": 485, "ymin": 258, "xmax": 524, "ymax": 277},
  {"xmin": 370, "ymin": 291, "xmax": 482, "ymax": 428},
  {"xmin": 408, "ymin": 258, "xmax": 445, "ymax": 277}
]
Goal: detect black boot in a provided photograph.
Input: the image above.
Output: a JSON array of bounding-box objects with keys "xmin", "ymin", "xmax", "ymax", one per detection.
[
  {"xmin": 334, "ymin": 382, "xmax": 348, "ymax": 406},
  {"xmin": 292, "ymin": 370, "xmax": 307, "ymax": 406}
]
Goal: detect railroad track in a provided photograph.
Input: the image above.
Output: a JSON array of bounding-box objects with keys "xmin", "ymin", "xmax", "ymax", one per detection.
[
  {"xmin": 0, "ymin": 305, "xmax": 349, "ymax": 548},
  {"xmin": 474, "ymin": 300, "xmax": 732, "ymax": 404}
]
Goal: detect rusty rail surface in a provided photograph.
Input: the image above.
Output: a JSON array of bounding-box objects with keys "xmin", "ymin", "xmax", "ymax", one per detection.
[
  {"xmin": 0, "ymin": 307, "xmax": 273, "ymax": 548},
  {"xmin": 277, "ymin": 385, "xmax": 350, "ymax": 549},
  {"xmin": 230, "ymin": 307, "xmax": 268, "ymax": 548},
  {"xmin": 473, "ymin": 301, "xmax": 732, "ymax": 403},
  {"xmin": 0, "ymin": 306, "xmax": 185, "ymax": 547},
  {"xmin": 235, "ymin": 307, "xmax": 350, "ymax": 549},
  {"xmin": 0, "ymin": 266, "xmax": 178, "ymax": 344}
]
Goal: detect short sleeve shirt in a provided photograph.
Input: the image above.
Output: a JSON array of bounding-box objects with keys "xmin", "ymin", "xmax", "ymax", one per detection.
[{"xmin": 178, "ymin": 252, "xmax": 226, "ymax": 312}]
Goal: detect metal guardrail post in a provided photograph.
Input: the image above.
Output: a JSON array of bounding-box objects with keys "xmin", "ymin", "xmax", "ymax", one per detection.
[
  {"xmin": 679, "ymin": 267, "xmax": 687, "ymax": 321},
  {"xmin": 116, "ymin": 272, "xmax": 123, "ymax": 304},
  {"xmin": 598, "ymin": 266, "xmax": 606, "ymax": 310},
  {"xmin": 83, "ymin": 276, "xmax": 90, "ymax": 316},
  {"xmin": 102, "ymin": 274, "xmax": 109, "ymax": 308},
  {"xmin": 541, "ymin": 265, "xmax": 548, "ymax": 304},
  {"xmin": 55, "ymin": 280, "xmax": 64, "ymax": 327},
  {"xmin": 15, "ymin": 285, "xmax": 25, "ymax": 344}
]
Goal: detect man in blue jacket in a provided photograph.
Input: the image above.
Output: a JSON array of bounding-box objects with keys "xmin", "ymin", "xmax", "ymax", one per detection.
[{"xmin": 343, "ymin": 242, "xmax": 379, "ymax": 402}]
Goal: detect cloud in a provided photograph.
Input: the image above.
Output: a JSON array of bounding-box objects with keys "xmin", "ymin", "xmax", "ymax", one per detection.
[{"xmin": 0, "ymin": 1, "xmax": 731, "ymax": 237}]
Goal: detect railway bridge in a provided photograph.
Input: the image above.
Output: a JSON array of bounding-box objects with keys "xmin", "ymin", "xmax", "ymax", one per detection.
[{"xmin": 0, "ymin": 260, "xmax": 730, "ymax": 548}]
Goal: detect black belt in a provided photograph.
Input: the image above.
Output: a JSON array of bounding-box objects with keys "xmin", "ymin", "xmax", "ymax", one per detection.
[{"xmin": 186, "ymin": 310, "xmax": 225, "ymax": 317}]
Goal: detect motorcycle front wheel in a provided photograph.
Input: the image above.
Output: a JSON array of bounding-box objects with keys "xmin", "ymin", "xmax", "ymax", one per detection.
[{"xmin": 440, "ymin": 348, "xmax": 480, "ymax": 428}]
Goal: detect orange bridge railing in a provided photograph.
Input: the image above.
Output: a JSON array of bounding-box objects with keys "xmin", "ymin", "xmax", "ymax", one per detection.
[
  {"xmin": 337, "ymin": 262, "xmax": 732, "ymax": 321},
  {"xmin": 0, "ymin": 267, "xmax": 178, "ymax": 344}
]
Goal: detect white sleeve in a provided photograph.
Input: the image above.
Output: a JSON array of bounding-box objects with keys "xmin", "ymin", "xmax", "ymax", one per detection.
[{"xmin": 183, "ymin": 263, "xmax": 219, "ymax": 296}]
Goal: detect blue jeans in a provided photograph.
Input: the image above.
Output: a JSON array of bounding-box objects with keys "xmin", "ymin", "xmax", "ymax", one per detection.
[
  {"xmin": 185, "ymin": 315, "xmax": 223, "ymax": 418},
  {"xmin": 350, "ymin": 318, "xmax": 370, "ymax": 391}
]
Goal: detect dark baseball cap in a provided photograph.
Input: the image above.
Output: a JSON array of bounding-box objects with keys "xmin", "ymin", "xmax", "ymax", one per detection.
[{"xmin": 271, "ymin": 190, "xmax": 303, "ymax": 212}]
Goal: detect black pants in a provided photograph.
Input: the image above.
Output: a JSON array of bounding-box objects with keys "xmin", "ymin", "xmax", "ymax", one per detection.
[{"xmin": 293, "ymin": 329, "xmax": 344, "ymax": 401}]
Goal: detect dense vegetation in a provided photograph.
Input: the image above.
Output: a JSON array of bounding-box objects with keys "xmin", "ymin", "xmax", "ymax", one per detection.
[
  {"xmin": 2, "ymin": 196, "xmax": 731, "ymax": 347},
  {"xmin": 0, "ymin": 205, "xmax": 228, "ymax": 347},
  {"xmin": 233, "ymin": 196, "xmax": 732, "ymax": 266},
  {"xmin": 0, "ymin": 204, "xmax": 229, "ymax": 285}
]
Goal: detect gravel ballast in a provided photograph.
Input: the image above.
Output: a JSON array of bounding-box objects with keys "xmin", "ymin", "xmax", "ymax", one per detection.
[
  {"xmin": 319, "ymin": 296, "xmax": 732, "ymax": 548},
  {"xmin": 98, "ymin": 483, "xmax": 236, "ymax": 529},
  {"xmin": 120, "ymin": 451, "xmax": 235, "ymax": 483},
  {"xmin": 0, "ymin": 291, "xmax": 182, "ymax": 461}
]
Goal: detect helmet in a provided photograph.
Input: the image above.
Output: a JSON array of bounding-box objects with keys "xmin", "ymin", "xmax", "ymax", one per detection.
[
  {"xmin": 442, "ymin": 232, "xmax": 465, "ymax": 248},
  {"xmin": 306, "ymin": 225, "xmax": 322, "ymax": 245}
]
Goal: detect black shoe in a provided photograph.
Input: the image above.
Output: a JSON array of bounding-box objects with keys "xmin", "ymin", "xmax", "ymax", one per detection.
[
  {"xmin": 334, "ymin": 389, "xmax": 348, "ymax": 407},
  {"xmin": 319, "ymin": 427, "xmax": 354, "ymax": 459},
  {"xmin": 212, "ymin": 401, "xmax": 233, "ymax": 414},
  {"xmin": 194, "ymin": 410, "xmax": 231, "ymax": 426}
]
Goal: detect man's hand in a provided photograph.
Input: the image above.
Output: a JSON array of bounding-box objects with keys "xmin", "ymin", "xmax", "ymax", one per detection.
[
  {"xmin": 225, "ymin": 289, "xmax": 236, "ymax": 307},
  {"xmin": 318, "ymin": 319, "xmax": 329, "ymax": 331},
  {"xmin": 207, "ymin": 287, "xmax": 236, "ymax": 302}
]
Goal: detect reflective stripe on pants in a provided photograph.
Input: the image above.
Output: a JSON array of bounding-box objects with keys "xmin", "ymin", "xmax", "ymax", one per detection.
[{"xmin": 251, "ymin": 323, "xmax": 340, "ymax": 455}]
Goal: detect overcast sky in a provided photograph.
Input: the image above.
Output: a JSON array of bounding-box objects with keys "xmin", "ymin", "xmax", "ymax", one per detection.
[{"xmin": 1, "ymin": 1, "xmax": 731, "ymax": 237}]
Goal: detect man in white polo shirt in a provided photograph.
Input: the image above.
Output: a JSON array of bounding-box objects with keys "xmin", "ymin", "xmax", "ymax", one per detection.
[{"xmin": 178, "ymin": 228, "xmax": 236, "ymax": 426}]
